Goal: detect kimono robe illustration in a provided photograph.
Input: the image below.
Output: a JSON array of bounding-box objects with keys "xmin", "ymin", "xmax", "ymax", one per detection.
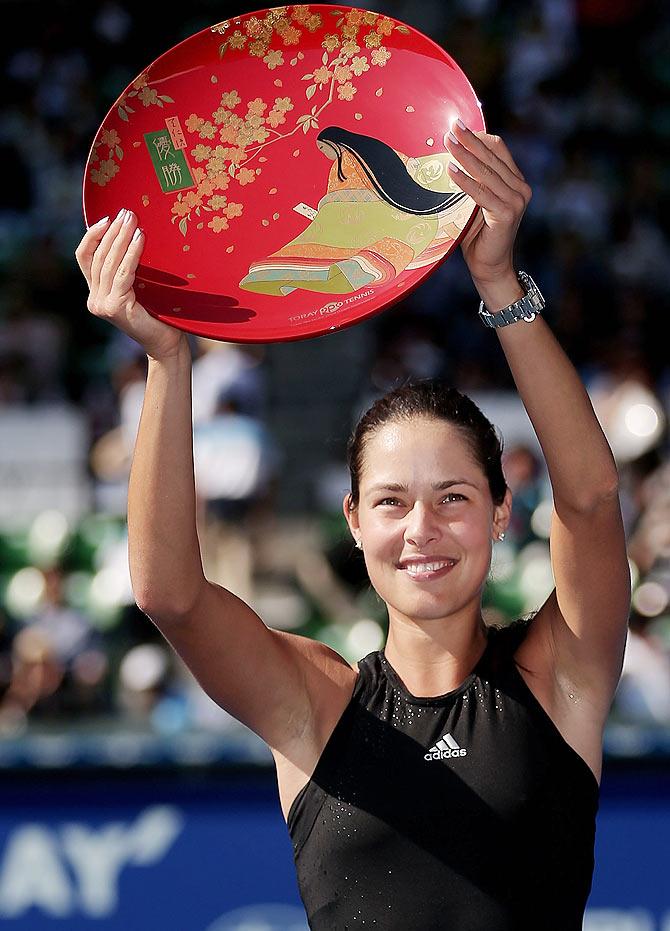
[{"xmin": 239, "ymin": 136, "xmax": 472, "ymax": 296}]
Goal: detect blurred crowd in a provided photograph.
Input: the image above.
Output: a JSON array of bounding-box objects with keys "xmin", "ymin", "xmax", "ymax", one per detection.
[{"xmin": 1, "ymin": 0, "xmax": 670, "ymax": 748}]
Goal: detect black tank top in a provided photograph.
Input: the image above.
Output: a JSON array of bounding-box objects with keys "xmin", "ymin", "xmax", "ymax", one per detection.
[{"xmin": 287, "ymin": 620, "xmax": 599, "ymax": 930}]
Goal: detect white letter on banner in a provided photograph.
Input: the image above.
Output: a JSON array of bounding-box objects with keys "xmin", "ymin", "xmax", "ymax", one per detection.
[
  {"xmin": 125, "ymin": 806, "xmax": 184, "ymax": 864},
  {"xmin": 0, "ymin": 825, "xmax": 72, "ymax": 916},
  {"xmin": 583, "ymin": 910, "xmax": 655, "ymax": 931},
  {"xmin": 60, "ymin": 806, "xmax": 183, "ymax": 916},
  {"xmin": 60, "ymin": 822, "xmax": 132, "ymax": 916}
]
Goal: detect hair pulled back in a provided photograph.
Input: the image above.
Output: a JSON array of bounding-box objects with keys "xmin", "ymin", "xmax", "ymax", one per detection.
[{"xmin": 346, "ymin": 380, "xmax": 507, "ymax": 510}]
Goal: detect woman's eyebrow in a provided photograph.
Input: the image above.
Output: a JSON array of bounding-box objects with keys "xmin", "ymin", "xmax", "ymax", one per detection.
[{"xmin": 366, "ymin": 479, "xmax": 476, "ymax": 494}]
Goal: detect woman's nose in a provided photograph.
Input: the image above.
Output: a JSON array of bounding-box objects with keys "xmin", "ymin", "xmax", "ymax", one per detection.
[{"xmin": 404, "ymin": 502, "xmax": 441, "ymax": 547}]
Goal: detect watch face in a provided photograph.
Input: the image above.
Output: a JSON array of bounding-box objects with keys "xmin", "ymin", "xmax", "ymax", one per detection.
[
  {"xmin": 518, "ymin": 272, "xmax": 543, "ymax": 307},
  {"xmin": 82, "ymin": 4, "xmax": 484, "ymax": 343}
]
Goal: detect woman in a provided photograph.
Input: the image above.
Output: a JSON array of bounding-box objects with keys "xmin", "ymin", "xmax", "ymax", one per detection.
[
  {"xmin": 239, "ymin": 125, "xmax": 473, "ymax": 296},
  {"xmin": 75, "ymin": 121, "xmax": 630, "ymax": 929}
]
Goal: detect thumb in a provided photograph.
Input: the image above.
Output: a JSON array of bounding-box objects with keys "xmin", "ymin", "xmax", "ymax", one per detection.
[{"xmin": 460, "ymin": 207, "xmax": 485, "ymax": 251}]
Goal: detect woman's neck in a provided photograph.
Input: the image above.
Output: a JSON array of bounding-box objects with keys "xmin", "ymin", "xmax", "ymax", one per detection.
[{"xmin": 383, "ymin": 610, "xmax": 488, "ymax": 698}]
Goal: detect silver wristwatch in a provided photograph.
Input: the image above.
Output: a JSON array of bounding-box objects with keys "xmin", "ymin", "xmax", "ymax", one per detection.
[{"xmin": 478, "ymin": 271, "xmax": 545, "ymax": 328}]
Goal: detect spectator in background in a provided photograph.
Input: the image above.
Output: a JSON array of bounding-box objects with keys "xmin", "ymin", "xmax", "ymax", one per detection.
[
  {"xmin": 89, "ymin": 335, "xmax": 271, "ymax": 507},
  {"xmin": 194, "ymin": 386, "xmax": 280, "ymax": 603},
  {"xmin": 27, "ymin": 566, "xmax": 98, "ymax": 669},
  {"xmin": 0, "ymin": 626, "xmax": 65, "ymax": 732},
  {"xmin": 627, "ymin": 460, "xmax": 670, "ymax": 574},
  {"xmin": 501, "ymin": 443, "xmax": 544, "ymax": 548},
  {"xmin": 192, "ymin": 337, "xmax": 266, "ymax": 424},
  {"xmin": 614, "ymin": 611, "xmax": 670, "ymax": 725},
  {"xmin": 0, "ymin": 566, "xmax": 107, "ymax": 732}
]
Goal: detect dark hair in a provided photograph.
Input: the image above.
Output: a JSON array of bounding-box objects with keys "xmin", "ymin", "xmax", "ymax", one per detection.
[
  {"xmin": 316, "ymin": 126, "xmax": 466, "ymax": 216},
  {"xmin": 346, "ymin": 380, "xmax": 507, "ymax": 509}
]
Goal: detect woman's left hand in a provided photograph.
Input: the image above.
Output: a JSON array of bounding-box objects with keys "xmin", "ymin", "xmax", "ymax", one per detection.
[{"xmin": 446, "ymin": 123, "xmax": 532, "ymax": 286}]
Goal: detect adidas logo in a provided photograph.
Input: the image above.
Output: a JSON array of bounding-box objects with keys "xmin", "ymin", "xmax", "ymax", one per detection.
[{"xmin": 424, "ymin": 732, "xmax": 468, "ymax": 761}]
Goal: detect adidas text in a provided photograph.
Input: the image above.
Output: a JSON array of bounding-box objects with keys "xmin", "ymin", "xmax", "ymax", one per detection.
[{"xmin": 424, "ymin": 748, "xmax": 468, "ymax": 760}]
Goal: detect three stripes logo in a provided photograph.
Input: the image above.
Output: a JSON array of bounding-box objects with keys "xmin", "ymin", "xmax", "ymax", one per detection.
[{"xmin": 424, "ymin": 732, "xmax": 468, "ymax": 761}]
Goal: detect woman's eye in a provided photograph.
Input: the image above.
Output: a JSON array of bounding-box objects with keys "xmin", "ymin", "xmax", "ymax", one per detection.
[{"xmin": 376, "ymin": 494, "xmax": 466, "ymax": 507}]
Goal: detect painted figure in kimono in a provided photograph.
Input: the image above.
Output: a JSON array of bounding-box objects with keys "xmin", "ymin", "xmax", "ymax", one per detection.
[{"xmin": 239, "ymin": 126, "xmax": 473, "ymax": 296}]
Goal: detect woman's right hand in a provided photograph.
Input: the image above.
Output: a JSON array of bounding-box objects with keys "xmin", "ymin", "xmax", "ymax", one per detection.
[{"xmin": 75, "ymin": 208, "xmax": 187, "ymax": 362}]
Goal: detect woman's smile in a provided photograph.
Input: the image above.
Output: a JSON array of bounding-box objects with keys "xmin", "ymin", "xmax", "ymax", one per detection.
[{"xmin": 397, "ymin": 557, "xmax": 459, "ymax": 581}]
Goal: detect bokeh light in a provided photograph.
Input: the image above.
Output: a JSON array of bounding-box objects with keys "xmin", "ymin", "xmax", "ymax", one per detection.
[{"xmin": 5, "ymin": 567, "xmax": 46, "ymax": 619}]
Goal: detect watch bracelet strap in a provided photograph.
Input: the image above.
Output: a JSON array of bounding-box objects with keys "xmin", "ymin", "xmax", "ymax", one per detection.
[{"xmin": 478, "ymin": 271, "xmax": 544, "ymax": 328}]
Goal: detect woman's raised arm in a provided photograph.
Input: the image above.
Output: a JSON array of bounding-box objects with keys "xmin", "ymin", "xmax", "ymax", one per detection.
[
  {"xmin": 445, "ymin": 123, "xmax": 630, "ymax": 708},
  {"xmin": 75, "ymin": 209, "xmax": 201, "ymax": 614},
  {"xmin": 74, "ymin": 210, "xmax": 353, "ymax": 757}
]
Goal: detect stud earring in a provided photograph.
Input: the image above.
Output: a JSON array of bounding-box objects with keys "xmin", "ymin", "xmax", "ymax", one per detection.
[
  {"xmin": 355, "ymin": 539, "xmax": 363, "ymax": 550},
  {"xmin": 497, "ymin": 531, "xmax": 506, "ymax": 542}
]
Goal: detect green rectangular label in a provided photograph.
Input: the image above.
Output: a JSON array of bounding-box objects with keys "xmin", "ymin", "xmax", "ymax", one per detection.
[{"xmin": 144, "ymin": 129, "xmax": 195, "ymax": 194}]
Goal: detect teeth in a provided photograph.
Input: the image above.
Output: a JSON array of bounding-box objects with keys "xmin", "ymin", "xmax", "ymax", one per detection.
[{"xmin": 405, "ymin": 561, "xmax": 451, "ymax": 574}]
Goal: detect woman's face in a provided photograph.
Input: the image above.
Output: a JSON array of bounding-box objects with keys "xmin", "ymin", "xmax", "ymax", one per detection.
[
  {"xmin": 343, "ymin": 417, "xmax": 511, "ymax": 626},
  {"xmin": 316, "ymin": 138, "xmax": 338, "ymax": 160}
]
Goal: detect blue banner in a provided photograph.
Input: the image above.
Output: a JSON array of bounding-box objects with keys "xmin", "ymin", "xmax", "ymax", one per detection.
[
  {"xmin": 586, "ymin": 771, "xmax": 670, "ymax": 930},
  {"xmin": 0, "ymin": 768, "xmax": 668, "ymax": 929}
]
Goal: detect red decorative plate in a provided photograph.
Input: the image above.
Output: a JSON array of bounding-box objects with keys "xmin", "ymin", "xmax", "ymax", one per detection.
[{"xmin": 82, "ymin": 5, "xmax": 484, "ymax": 343}]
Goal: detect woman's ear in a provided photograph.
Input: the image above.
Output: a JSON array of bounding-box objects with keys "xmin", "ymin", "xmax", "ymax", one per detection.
[
  {"xmin": 492, "ymin": 487, "xmax": 513, "ymax": 541},
  {"xmin": 342, "ymin": 492, "xmax": 361, "ymax": 542}
]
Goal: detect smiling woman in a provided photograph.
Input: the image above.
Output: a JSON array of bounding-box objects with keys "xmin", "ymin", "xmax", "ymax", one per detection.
[
  {"xmin": 74, "ymin": 122, "xmax": 630, "ymax": 931},
  {"xmin": 342, "ymin": 384, "xmax": 511, "ymax": 645},
  {"xmin": 285, "ymin": 128, "xmax": 629, "ymax": 929}
]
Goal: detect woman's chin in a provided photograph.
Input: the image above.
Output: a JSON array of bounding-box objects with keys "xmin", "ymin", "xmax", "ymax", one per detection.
[
  {"xmin": 376, "ymin": 583, "xmax": 482, "ymax": 625},
  {"xmin": 382, "ymin": 591, "xmax": 459, "ymax": 623}
]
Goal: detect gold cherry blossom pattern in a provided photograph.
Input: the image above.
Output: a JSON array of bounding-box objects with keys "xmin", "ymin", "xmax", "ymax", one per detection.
[
  {"xmin": 351, "ymin": 56, "xmax": 370, "ymax": 76},
  {"xmin": 171, "ymin": 170, "xmax": 245, "ymax": 237},
  {"xmin": 208, "ymin": 216, "xmax": 230, "ymax": 232},
  {"xmin": 169, "ymin": 110, "xmax": 247, "ymax": 238},
  {"xmin": 371, "ymin": 47, "xmax": 392, "ymax": 67},
  {"xmin": 337, "ymin": 82, "xmax": 356, "ymax": 102},
  {"xmin": 89, "ymin": 128, "xmax": 122, "ymax": 187},
  {"xmin": 228, "ymin": 31, "xmax": 247, "ymax": 50},
  {"xmin": 89, "ymin": 157, "xmax": 119, "ymax": 187},
  {"xmin": 206, "ymin": 6, "xmax": 401, "ymax": 156},
  {"xmin": 92, "ymin": 71, "xmax": 177, "ymax": 186},
  {"xmin": 184, "ymin": 88, "xmax": 295, "ymax": 194},
  {"xmin": 169, "ymin": 84, "xmax": 293, "ymax": 236},
  {"xmin": 214, "ymin": 7, "xmax": 317, "ymax": 69},
  {"xmin": 298, "ymin": 22, "xmax": 392, "ymax": 121},
  {"xmin": 170, "ymin": 6, "xmax": 408, "ymax": 234},
  {"xmin": 101, "ymin": 128, "xmax": 121, "ymax": 151},
  {"xmin": 117, "ymin": 71, "xmax": 174, "ymax": 123},
  {"xmin": 264, "ymin": 50, "xmax": 284, "ymax": 69}
]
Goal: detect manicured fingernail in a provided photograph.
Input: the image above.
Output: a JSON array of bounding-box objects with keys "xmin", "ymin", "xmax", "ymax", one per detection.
[
  {"xmin": 456, "ymin": 118, "xmax": 466, "ymax": 130},
  {"xmin": 448, "ymin": 131, "xmax": 459, "ymax": 145},
  {"xmin": 92, "ymin": 215, "xmax": 110, "ymax": 228},
  {"xmin": 132, "ymin": 227, "xmax": 143, "ymax": 242},
  {"xmin": 448, "ymin": 162, "xmax": 460, "ymax": 173},
  {"xmin": 116, "ymin": 208, "xmax": 126, "ymax": 221},
  {"xmin": 123, "ymin": 209, "xmax": 133, "ymax": 224}
]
